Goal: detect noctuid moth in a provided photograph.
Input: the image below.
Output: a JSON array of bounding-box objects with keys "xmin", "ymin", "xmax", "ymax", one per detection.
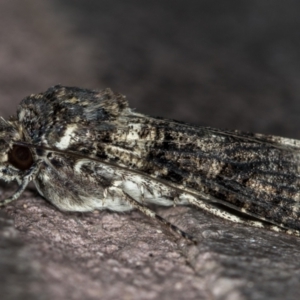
[{"xmin": 1, "ymin": 85, "xmax": 300, "ymax": 243}]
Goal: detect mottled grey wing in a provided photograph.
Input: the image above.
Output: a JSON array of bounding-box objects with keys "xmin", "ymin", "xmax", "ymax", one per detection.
[
  {"xmin": 137, "ymin": 120, "xmax": 300, "ymax": 232},
  {"xmin": 18, "ymin": 86, "xmax": 300, "ymax": 232}
]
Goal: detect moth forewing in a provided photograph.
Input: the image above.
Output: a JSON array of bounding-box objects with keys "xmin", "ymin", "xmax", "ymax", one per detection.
[{"xmin": 0, "ymin": 85, "xmax": 300, "ymax": 242}]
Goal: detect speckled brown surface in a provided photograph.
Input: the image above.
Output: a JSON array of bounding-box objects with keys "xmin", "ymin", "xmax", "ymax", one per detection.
[{"xmin": 1, "ymin": 1, "xmax": 300, "ymax": 299}]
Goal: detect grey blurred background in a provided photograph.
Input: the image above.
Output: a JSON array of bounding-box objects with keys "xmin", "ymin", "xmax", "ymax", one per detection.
[{"xmin": 0, "ymin": 0, "xmax": 299, "ymax": 136}]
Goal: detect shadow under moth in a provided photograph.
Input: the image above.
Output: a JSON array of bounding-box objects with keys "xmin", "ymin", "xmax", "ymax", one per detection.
[{"xmin": 1, "ymin": 85, "xmax": 300, "ymax": 243}]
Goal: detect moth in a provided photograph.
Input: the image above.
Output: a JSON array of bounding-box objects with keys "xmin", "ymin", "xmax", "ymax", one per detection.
[{"xmin": 1, "ymin": 85, "xmax": 300, "ymax": 243}]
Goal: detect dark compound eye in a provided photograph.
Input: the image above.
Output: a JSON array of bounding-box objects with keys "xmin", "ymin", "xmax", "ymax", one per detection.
[{"xmin": 8, "ymin": 145, "xmax": 33, "ymax": 170}]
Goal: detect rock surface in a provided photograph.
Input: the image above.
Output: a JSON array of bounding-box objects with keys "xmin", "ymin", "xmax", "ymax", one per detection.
[{"xmin": 0, "ymin": 1, "xmax": 300, "ymax": 299}]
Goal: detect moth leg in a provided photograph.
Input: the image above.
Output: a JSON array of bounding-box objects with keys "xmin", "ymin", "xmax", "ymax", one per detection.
[
  {"xmin": 140, "ymin": 184, "xmax": 145, "ymax": 202},
  {"xmin": 121, "ymin": 190, "xmax": 197, "ymax": 244},
  {"xmin": 173, "ymin": 196, "xmax": 180, "ymax": 207},
  {"xmin": 0, "ymin": 161, "xmax": 41, "ymax": 207}
]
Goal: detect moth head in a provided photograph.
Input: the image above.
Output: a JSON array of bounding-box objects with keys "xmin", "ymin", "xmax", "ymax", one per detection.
[{"xmin": 0, "ymin": 117, "xmax": 34, "ymax": 181}]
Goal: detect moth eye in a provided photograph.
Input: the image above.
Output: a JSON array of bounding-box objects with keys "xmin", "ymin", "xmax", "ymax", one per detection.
[{"xmin": 8, "ymin": 145, "xmax": 34, "ymax": 170}]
